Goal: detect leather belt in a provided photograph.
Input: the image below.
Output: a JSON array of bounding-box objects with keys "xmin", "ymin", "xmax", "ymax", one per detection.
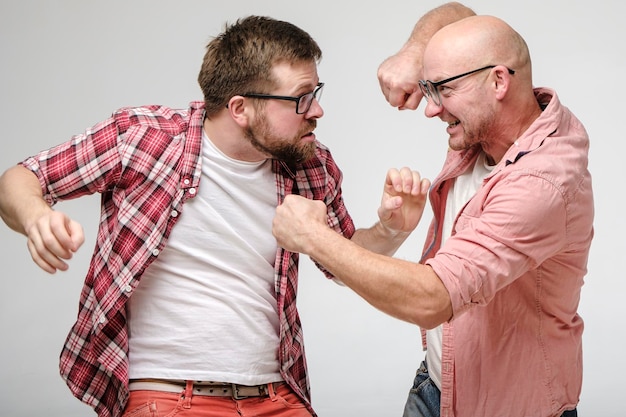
[{"xmin": 128, "ymin": 379, "xmax": 283, "ymax": 399}]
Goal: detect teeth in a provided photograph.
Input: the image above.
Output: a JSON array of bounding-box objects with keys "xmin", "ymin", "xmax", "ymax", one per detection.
[{"xmin": 448, "ymin": 121, "xmax": 460, "ymax": 127}]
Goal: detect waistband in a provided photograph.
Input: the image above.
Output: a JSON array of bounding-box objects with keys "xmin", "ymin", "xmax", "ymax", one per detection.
[{"xmin": 128, "ymin": 379, "xmax": 284, "ymax": 400}]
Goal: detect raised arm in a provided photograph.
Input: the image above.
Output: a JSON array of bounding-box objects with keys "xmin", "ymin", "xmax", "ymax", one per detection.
[
  {"xmin": 350, "ymin": 167, "xmax": 430, "ymax": 256},
  {"xmin": 378, "ymin": 2, "xmax": 476, "ymax": 110},
  {"xmin": 0, "ymin": 165, "xmax": 84, "ymax": 273}
]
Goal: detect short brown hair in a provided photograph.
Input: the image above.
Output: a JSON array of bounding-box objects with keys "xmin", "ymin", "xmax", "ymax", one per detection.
[{"xmin": 198, "ymin": 16, "xmax": 322, "ymax": 117}]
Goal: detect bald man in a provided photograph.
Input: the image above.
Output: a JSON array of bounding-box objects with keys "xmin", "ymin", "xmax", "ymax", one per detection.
[{"xmin": 272, "ymin": 6, "xmax": 592, "ymax": 417}]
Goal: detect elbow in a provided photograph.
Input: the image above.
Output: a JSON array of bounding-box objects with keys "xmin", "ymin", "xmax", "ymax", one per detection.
[
  {"xmin": 410, "ymin": 298, "xmax": 452, "ymax": 330},
  {"xmin": 416, "ymin": 310, "xmax": 450, "ymax": 330},
  {"xmin": 415, "ymin": 314, "xmax": 439, "ymax": 330},
  {"xmin": 413, "ymin": 269, "xmax": 453, "ymax": 329},
  {"xmin": 444, "ymin": 2, "xmax": 477, "ymax": 17}
]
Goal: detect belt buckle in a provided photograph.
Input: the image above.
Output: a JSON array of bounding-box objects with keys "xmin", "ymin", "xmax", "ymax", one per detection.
[
  {"xmin": 231, "ymin": 383, "xmax": 267, "ymax": 399},
  {"xmin": 231, "ymin": 383, "xmax": 245, "ymax": 400}
]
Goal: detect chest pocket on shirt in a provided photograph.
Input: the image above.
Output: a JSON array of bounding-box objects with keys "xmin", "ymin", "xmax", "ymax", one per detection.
[{"xmin": 453, "ymin": 190, "xmax": 486, "ymax": 235}]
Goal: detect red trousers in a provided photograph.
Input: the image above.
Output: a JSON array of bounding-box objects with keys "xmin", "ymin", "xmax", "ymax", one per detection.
[{"xmin": 122, "ymin": 381, "xmax": 313, "ymax": 417}]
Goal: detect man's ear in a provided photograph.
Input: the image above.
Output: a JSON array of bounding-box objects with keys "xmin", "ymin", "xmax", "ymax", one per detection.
[
  {"xmin": 227, "ymin": 96, "xmax": 252, "ymax": 128},
  {"xmin": 493, "ymin": 66, "xmax": 512, "ymax": 100}
]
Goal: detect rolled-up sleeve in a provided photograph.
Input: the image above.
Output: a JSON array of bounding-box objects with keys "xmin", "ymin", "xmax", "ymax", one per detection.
[{"xmin": 426, "ymin": 170, "xmax": 567, "ymax": 318}]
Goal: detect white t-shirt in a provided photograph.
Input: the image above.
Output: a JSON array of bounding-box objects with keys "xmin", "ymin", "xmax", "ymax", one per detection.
[
  {"xmin": 426, "ymin": 151, "xmax": 494, "ymax": 390},
  {"xmin": 127, "ymin": 132, "xmax": 282, "ymax": 385}
]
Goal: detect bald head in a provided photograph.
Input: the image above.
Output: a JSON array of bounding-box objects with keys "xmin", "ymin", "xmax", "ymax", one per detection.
[
  {"xmin": 424, "ymin": 15, "xmax": 531, "ymax": 81},
  {"xmin": 420, "ymin": 15, "xmax": 542, "ymax": 163}
]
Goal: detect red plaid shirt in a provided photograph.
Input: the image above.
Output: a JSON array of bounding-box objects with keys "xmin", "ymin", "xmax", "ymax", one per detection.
[{"xmin": 21, "ymin": 101, "xmax": 355, "ymax": 417}]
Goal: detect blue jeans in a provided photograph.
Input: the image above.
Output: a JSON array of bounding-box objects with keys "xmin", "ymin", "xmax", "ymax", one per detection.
[
  {"xmin": 402, "ymin": 360, "xmax": 578, "ymax": 417},
  {"xmin": 402, "ymin": 361, "xmax": 440, "ymax": 417}
]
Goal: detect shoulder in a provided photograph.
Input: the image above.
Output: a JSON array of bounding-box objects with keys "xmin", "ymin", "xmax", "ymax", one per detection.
[{"xmin": 113, "ymin": 104, "xmax": 193, "ymax": 136}]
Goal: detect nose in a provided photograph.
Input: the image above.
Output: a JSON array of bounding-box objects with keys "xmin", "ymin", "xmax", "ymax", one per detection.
[
  {"xmin": 305, "ymin": 97, "xmax": 324, "ymax": 118},
  {"xmin": 424, "ymin": 98, "xmax": 443, "ymax": 118}
]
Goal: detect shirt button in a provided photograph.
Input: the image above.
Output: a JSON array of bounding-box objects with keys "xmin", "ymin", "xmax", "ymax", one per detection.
[
  {"xmin": 183, "ymin": 178, "xmax": 191, "ymax": 185},
  {"xmin": 171, "ymin": 210, "xmax": 179, "ymax": 218},
  {"xmin": 124, "ymin": 285, "xmax": 132, "ymax": 293},
  {"xmin": 99, "ymin": 316, "xmax": 106, "ymax": 324},
  {"xmin": 188, "ymin": 188, "xmax": 196, "ymax": 195},
  {"xmin": 152, "ymin": 248, "xmax": 160, "ymax": 256}
]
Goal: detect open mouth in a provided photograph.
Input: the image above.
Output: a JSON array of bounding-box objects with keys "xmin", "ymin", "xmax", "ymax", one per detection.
[{"xmin": 301, "ymin": 131, "xmax": 315, "ymax": 141}]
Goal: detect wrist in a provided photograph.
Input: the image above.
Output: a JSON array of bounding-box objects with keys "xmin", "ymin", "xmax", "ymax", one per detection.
[
  {"xmin": 21, "ymin": 201, "xmax": 52, "ymax": 236},
  {"xmin": 376, "ymin": 221, "xmax": 410, "ymax": 241}
]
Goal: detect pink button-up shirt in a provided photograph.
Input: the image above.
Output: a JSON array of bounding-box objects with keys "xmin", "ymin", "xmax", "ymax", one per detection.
[{"xmin": 422, "ymin": 88, "xmax": 593, "ymax": 417}]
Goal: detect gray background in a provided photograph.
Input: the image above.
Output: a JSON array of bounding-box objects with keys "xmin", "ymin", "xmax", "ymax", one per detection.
[{"xmin": 0, "ymin": 1, "xmax": 622, "ymax": 416}]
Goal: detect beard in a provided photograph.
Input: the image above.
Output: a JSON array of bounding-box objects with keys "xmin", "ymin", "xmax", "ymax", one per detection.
[
  {"xmin": 244, "ymin": 114, "xmax": 317, "ymax": 166},
  {"xmin": 449, "ymin": 106, "xmax": 496, "ymax": 151}
]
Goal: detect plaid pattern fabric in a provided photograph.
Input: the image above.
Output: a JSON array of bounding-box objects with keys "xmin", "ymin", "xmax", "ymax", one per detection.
[{"xmin": 21, "ymin": 101, "xmax": 355, "ymax": 417}]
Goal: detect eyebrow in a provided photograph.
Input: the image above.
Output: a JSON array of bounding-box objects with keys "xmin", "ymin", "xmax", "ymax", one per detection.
[{"xmin": 288, "ymin": 80, "xmax": 320, "ymax": 95}]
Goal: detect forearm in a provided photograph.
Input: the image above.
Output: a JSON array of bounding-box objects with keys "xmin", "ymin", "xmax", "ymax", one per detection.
[
  {"xmin": 309, "ymin": 226, "xmax": 451, "ymax": 329},
  {"xmin": 402, "ymin": 2, "xmax": 476, "ymax": 57},
  {"xmin": 351, "ymin": 222, "xmax": 410, "ymax": 256},
  {"xmin": 0, "ymin": 165, "xmax": 51, "ymax": 235}
]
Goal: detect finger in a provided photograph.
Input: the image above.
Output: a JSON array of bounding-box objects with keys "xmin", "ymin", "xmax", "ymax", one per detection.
[
  {"xmin": 26, "ymin": 237, "xmax": 68, "ymax": 273},
  {"xmin": 385, "ymin": 168, "xmax": 402, "ymax": 192},
  {"xmin": 419, "ymin": 178, "xmax": 432, "ymax": 195},
  {"xmin": 399, "ymin": 167, "xmax": 415, "ymax": 194},
  {"xmin": 66, "ymin": 219, "xmax": 85, "ymax": 252},
  {"xmin": 377, "ymin": 196, "xmax": 402, "ymax": 221},
  {"xmin": 377, "ymin": 61, "xmax": 391, "ymax": 94},
  {"xmin": 377, "ymin": 77, "xmax": 390, "ymax": 101},
  {"xmin": 31, "ymin": 218, "xmax": 71, "ymax": 260},
  {"xmin": 406, "ymin": 171, "xmax": 420, "ymax": 195},
  {"xmin": 48, "ymin": 215, "xmax": 80, "ymax": 256},
  {"xmin": 408, "ymin": 171, "xmax": 426, "ymax": 195},
  {"xmin": 388, "ymin": 88, "xmax": 410, "ymax": 108},
  {"xmin": 30, "ymin": 215, "xmax": 78, "ymax": 270},
  {"xmin": 399, "ymin": 91, "xmax": 423, "ymax": 111},
  {"xmin": 386, "ymin": 195, "xmax": 403, "ymax": 210}
]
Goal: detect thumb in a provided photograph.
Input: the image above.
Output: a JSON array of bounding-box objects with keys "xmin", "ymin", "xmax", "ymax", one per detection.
[
  {"xmin": 65, "ymin": 218, "xmax": 85, "ymax": 252},
  {"xmin": 378, "ymin": 196, "xmax": 403, "ymax": 220}
]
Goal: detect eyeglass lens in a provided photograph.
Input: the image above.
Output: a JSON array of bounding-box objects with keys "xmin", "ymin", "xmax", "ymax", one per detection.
[
  {"xmin": 418, "ymin": 82, "xmax": 438, "ymax": 105},
  {"xmin": 298, "ymin": 84, "xmax": 324, "ymax": 114}
]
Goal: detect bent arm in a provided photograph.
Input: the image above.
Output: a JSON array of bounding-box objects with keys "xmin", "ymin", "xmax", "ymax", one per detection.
[
  {"xmin": 378, "ymin": 2, "xmax": 476, "ymax": 109},
  {"xmin": 350, "ymin": 167, "xmax": 430, "ymax": 256},
  {"xmin": 402, "ymin": 2, "xmax": 476, "ymax": 55},
  {"xmin": 273, "ymin": 195, "xmax": 451, "ymax": 328},
  {"xmin": 0, "ymin": 165, "xmax": 84, "ymax": 273},
  {"xmin": 313, "ymin": 226, "xmax": 451, "ymax": 328},
  {"xmin": 0, "ymin": 165, "xmax": 51, "ymax": 234}
]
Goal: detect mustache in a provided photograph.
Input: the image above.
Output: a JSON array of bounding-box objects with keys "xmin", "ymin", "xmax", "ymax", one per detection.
[{"xmin": 304, "ymin": 120, "xmax": 316, "ymax": 133}]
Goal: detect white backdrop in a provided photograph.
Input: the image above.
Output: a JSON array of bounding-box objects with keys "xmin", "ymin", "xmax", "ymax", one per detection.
[{"xmin": 0, "ymin": 1, "xmax": 622, "ymax": 416}]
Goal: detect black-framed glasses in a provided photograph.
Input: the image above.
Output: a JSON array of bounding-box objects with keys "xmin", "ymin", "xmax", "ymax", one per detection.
[
  {"xmin": 242, "ymin": 82, "xmax": 324, "ymax": 114},
  {"xmin": 418, "ymin": 65, "xmax": 515, "ymax": 106}
]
